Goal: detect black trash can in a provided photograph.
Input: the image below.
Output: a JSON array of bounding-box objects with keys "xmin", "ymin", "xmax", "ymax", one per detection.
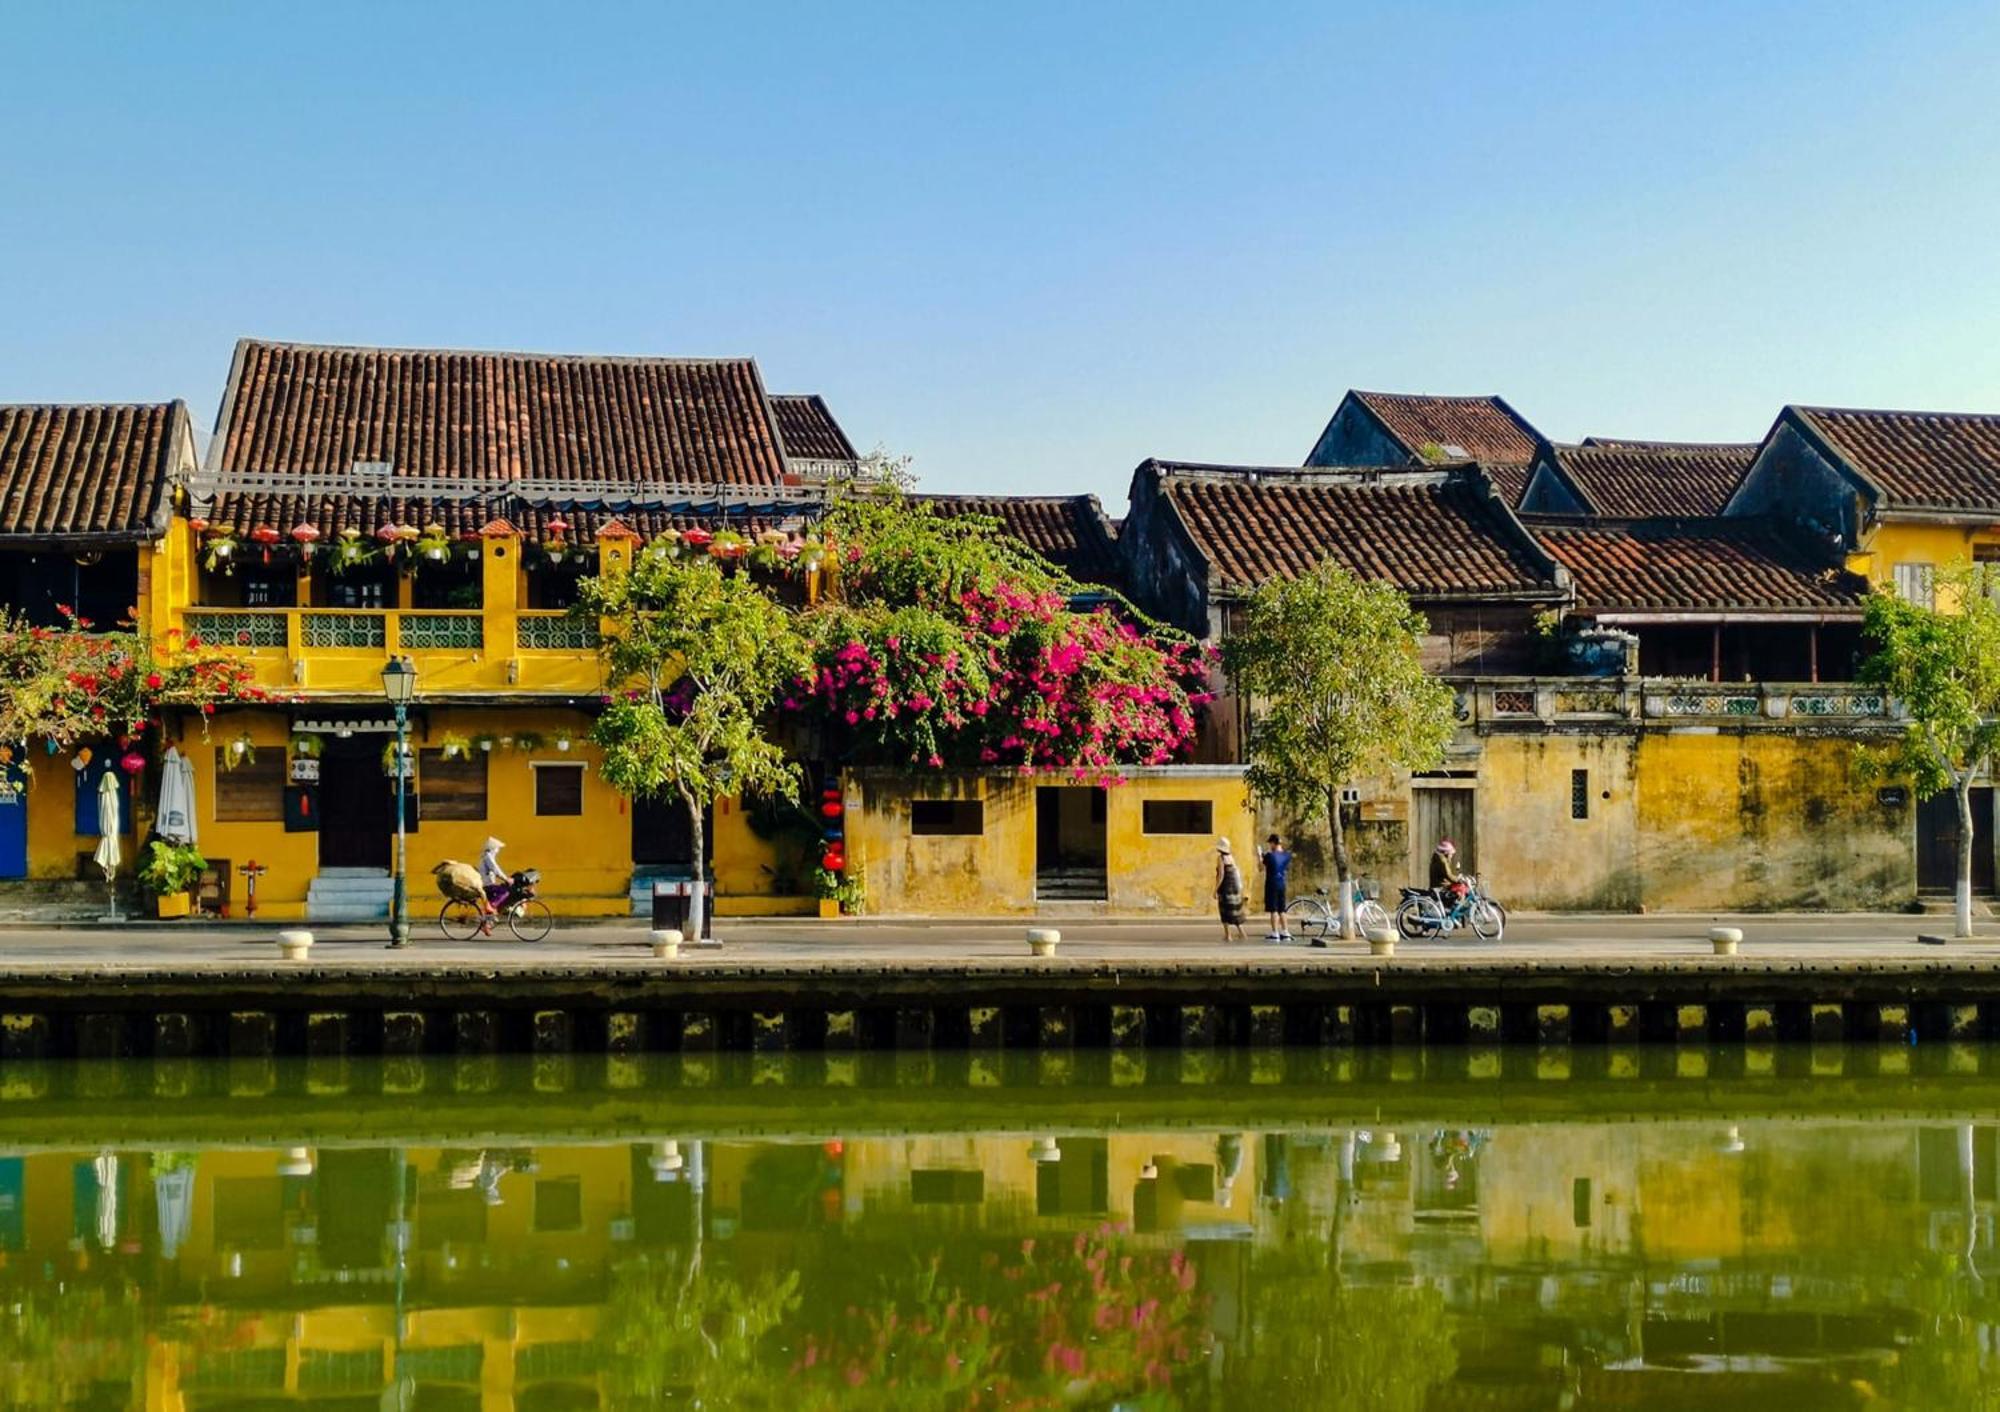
[{"xmin": 649, "ymin": 880, "xmax": 714, "ymax": 940}]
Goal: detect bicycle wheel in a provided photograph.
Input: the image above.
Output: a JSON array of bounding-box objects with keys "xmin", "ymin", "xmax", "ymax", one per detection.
[
  {"xmin": 1285, "ymin": 896, "xmax": 1332, "ymax": 942},
  {"xmin": 439, "ymin": 899, "xmax": 484, "ymax": 941},
  {"xmin": 508, "ymin": 899, "xmax": 554, "ymax": 943},
  {"xmin": 1396, "ymin": 896, "xmax": 1444, "ymax": 940},
  {"xmin": 1356, "ymin": 899, "xmax": 1390, "ymax": 935},
  {"xmin": 1470, "ymin": 899, "xmax": 1504, "ymax": 941}
]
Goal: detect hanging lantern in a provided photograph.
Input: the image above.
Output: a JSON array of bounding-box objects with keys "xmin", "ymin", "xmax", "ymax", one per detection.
[
  {"xmin": 681, "ymin": 527, "xmax": 712, "ymax": 549},
  {"xmin": 543, "ymin": 516, "xmax": 571, "ymax": 537},
  {"xmin": 187, "ymin": 517, "xmax": 208, "ymax": 534},
  {"xmin": 290, "ymin": 522, "xmax": 321, "ymax": 559},
  {"xmin": 250, "ymin": 525, "xmax": 281, "ymax": 546},
  {"xmin": 119, "ymin": 751, "xmax": 146, "ymax": 775},
  {"xmin": 374, "ymin": 523, "xmax": 400, "ymax": 543}
]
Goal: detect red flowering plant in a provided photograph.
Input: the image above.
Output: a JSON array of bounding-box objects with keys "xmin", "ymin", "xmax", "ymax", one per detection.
[
  {"xmin": 0, "ymin": 608, "xmax": 266, "ymax": 755},
  {"xmin": 787, "ymin": 1226, "xmax": 1212, "ymax": 1409},
  {"xmin": 793, "ymin": 495, "xmax": 1213, "ymax": 777}
]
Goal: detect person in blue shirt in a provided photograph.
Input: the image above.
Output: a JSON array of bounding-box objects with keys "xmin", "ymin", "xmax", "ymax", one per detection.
[{"xmin": 1260, "ymin": 833, "xmax": 1293, "ymax": 941}]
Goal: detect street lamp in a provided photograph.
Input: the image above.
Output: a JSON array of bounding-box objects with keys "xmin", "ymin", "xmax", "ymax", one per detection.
[{"xmin": 381, "ymin": 655, "xmax": 418, "ymax": 949}]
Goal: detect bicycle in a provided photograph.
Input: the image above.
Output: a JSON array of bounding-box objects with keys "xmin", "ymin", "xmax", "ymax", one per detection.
[
  {"xmin": 1394, "ymin": 874, "xmax": 1505, "ymax": 942},
  {"xmin": 1283, "ymin": 883, "xmax": 1390, "ymax": 943},
  {"xmin": 439, "ymin": 867, "xmax": 554, "ymax": 943}
]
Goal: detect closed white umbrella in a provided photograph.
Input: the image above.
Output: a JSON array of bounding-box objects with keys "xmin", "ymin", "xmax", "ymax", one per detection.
[
  {"xmin": 92, "ymin": 770, "xmax": 122, "ymax": 920},
  {"xmin": 156, "ymin": 747, "xmax": 196, "ymax": 846},
  {"xmin": 93, "ymin": 1152, "xmax": 119, "ymax": 1251},
  {"xmin": 154, "ymin": 1162, "xmax": 195, "ymax": 1260}
]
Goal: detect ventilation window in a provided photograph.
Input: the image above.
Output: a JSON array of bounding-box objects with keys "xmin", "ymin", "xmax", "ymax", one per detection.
[
  {"xmin": 911, "ymin": 800, "xmax": 983, "ymax": 835},
  {"xmin": 1570, "ymin": 769, "xmax": 1589, "ymax": 821},
  {"xmin": 1142, "ymin": 800, "xmax": 1213, "ymax": 835}
]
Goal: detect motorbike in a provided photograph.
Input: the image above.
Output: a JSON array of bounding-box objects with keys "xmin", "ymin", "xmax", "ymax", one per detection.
[{"xmin": 1395, "ymin": 874, "xmax": 1506, "ymax": 941}]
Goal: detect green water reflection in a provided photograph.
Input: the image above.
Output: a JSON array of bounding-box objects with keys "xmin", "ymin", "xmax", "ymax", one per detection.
[{"xmin": 1, "ymin": 1048, "xmax": 1998, "ymax": 1408}]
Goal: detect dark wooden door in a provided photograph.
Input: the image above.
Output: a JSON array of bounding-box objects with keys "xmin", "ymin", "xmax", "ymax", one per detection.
[
  {"xmin": 632, "ymin": 792, "xmax": 712, "ymax": 869},
  {"xmin": 1917, "ymin": 788, "xmax": 1995, "ymax": 892},
  {"xmin": 1412, "ymin": 788, "xmax": 1476, "ymax": 879},
  {"xmin": 318, "ymin": 737, "xmax": 392, "ymax": 869}
]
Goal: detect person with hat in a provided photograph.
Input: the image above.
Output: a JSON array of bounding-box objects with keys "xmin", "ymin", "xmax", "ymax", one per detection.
[
  {"xmin": 1214, "ymin": 838, "xmax": 1249, "ymax": 943},
  {"xmin": 1429, "ymin": 838, "xmax": 1467, "ymax": 909},
  {"xmin": 477, "ymin": 836, "xmax": 509, "ymax": 935}
]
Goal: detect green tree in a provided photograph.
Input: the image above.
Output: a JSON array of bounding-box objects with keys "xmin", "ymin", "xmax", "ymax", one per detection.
[
  {"xmin": 1223, "ymin": 560, "xmax": 1457, "ymax": 938},
  {"xmin": 1859, "ymin": 563, "xmax": 2000, "ymax": 938},
  {"xmin": 578, "ymin": 553, "xmax": 809, "ymax": 941}
]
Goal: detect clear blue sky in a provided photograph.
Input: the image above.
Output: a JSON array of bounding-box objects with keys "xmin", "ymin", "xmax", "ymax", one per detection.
[{"xmin": 4, "ymin": 2, "xmax": 1999, "ymax": 506}]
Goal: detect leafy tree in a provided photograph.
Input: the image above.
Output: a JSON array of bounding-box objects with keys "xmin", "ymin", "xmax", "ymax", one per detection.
[
  {"xmin": 1223, "ymin": 560, "xmax": 1457, "ymax": 938},
  {"xmin": 578, "ymin": 552, "xmax": 809, "ymax": 941},
  {"xmin": 1859, "ymin": 563, "xmax": 2000, "ymax": 938},
  {"xmin": 601, "ymin": 1255, "xmax": 801, "ymax": 1409}
]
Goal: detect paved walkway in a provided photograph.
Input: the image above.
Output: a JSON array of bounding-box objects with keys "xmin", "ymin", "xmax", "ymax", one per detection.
[{"xmin": 0, "ymin": 912, "xmax": 1990, "ymax": 972}]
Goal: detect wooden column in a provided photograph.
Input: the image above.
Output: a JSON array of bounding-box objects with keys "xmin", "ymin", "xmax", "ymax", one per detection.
[{"xmin": 1710, "ymin": 625, "xmax": 1722, "ymax": 683}]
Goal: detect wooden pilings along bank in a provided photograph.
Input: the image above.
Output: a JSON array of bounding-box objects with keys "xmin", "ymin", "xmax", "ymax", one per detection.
[{"xmin": 4, "ymin": 958, "xmax": 2000, "ymax": 1060}]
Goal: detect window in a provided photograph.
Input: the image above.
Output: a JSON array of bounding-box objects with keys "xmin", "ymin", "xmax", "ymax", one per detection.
[
  {"xmin": 1570, "ymin": 768, "xmax": 1589, "ymax": 821},
  {"xmin": 1142, "ymin": 800, "xmax": 1213, "ymax": 835},
  {"xmin": 533, "ymin": 763, "xmax": 584, "ymax": 816},
  {"xmin": 1894, "ymin": 562, "xmax": 1936, "ymax": 608},
  {"xmin": 215, "ymin": 750, "xmax": 285, "ymax": 821},
  {"xmin": 911, "ymin": 800, "xmax": 984, "ymax": 835},
  {"xmin": 910, "ymin": 1170, "xmax": 986, "ymax": 1204},
  {"xmin": 532, "ymin": 1177, "xmax": 583, "ymax": 1232},
  {"xmin": 419, "ymin": 750, "xmax": 488, "ymax": 820}
]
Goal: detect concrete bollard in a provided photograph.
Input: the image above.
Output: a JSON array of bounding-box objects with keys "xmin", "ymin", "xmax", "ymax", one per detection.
[
  {"xmin": 276, "ymin": 929, "xmax": 314, "ymax": 962},
  {"xmin": 1709, "ymin": 926, "xmax": 1742, "ymax": 956},
  {"xmin": 1364, "ymin": 920, "xmax": 1396, "ymax": 957},
  {"xmin": 1027, "ymin": 927, "xmax": 1061, "ymax": 958},
  {"xmin": 651, "ymin": 929, "xmax": 683, "ymax": 960}
]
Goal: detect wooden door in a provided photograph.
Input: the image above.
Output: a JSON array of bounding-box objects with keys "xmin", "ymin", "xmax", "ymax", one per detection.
[
  {"xmin": 1412, "ymin": 788, "xmax": 1476, "ymax": 880},
  {"xmin": 317, "ymin": 737, "xmax": 391, "ymax": 869},
  {"xmin": 0, "ymin": 765, "xmax": 25, "ymax": 879},
  {"xmin": 1917, "ymin": 788, "xmax": 1995, "ymax": 893}
]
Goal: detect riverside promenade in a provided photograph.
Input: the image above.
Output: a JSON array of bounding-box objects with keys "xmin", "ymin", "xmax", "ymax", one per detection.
[{"xmin": 0, "ymin": 913, "xmax": 1994, "ymax": 1059}]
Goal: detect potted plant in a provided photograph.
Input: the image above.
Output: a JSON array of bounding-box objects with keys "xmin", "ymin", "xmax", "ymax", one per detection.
[
  {"xmin": 290, "ymin": 732, "xmax": 325, "ymax": 760},
  {"xmin": 812, "ymin": 867, "xmax": 864, "ymax": 918},
  {"xmin": 415, "ymin": 523, "xmax": 453, "ymax": 563},
  {"xmin": 437, "ymin": 730, "xmax": 473, "ymax": 760},
  {"xmin": 543, "ymin": 516, "xmax": 572, "ymax": 565},
  {"xmin": 202, "ymin": 531, "xmax": 238, "ymax": 574},
  {"xmin": 139, "ymin": 840, "xmax": 206, "ymax": 919},
  {"xmin": 381, "ymin": 739, "xmax": 414, "ymax": 777},
  {"xmin": 553, "ymin": 730, "xmax": 573, "ymax": 752},
  {"xmin": 221, "ymin": 734, "xmax": 256, "ymax": 770},
  {"xmin": 513, "ymin": 730, "xmax": 545, "ymax": 753},
  {"xmin": 473, "ymin": 732, "xmax": 497, "ymax": 753},
  {"xmin": 330, "ymin": 529, "xmax": 375, "ymax": 575}
]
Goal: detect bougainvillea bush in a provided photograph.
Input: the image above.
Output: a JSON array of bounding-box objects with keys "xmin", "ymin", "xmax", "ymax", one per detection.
[
  {"xmin": 0, "ymin": 609, "xmax": 267, "ymax": 754},
  {"xmin": 791, "ymin": 496, "xmax": 1213, "ymax": 776},
  {"xmin": 788, "ymin": 1226, "xmax": 1212, "ymax": 1410}
]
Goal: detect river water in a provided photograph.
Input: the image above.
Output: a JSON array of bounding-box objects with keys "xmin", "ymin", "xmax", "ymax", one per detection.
[{"xmin": 1, "ymin": 1046, "xmax": 1995, "ymax": 1408}]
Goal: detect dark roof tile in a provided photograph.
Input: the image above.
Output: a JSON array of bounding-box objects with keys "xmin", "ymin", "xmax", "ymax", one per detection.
[
  {"xmin": 1155, "ymin": 464, "xmax": 1561, "ymax": 600},
  {"xmin": 1352, "ymin": 391, "xmax": 1541, "ymax": 467},
  {"xmin": 0, "ymin": 402, "xmax": 186, "ymax": 539},
  {"xmin": 1546, "ymin": 442, "xmax": 1757, "ymax": 518},
  {"xmin": 1792, "ymin": 405, "xmax": 2000, "ymax": 513},
  {"xmin": 1527, "ymin": 516, "xmax": 1865, "ymax": 614},
  {"xmin": 771, "ymin": 394, "xmax": 857, "ymax": 462},
  {"xmin": 213, "ymin": 340, "xmax": 789, "ymax": 488}
]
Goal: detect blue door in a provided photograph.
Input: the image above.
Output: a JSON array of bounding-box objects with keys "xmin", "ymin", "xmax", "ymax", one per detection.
[{"xmin": 0, "ymin": 764, "xmax": 26, "ymax": 879}]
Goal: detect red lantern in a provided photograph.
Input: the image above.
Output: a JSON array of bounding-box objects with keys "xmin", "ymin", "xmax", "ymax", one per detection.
[
  {"xmin": 119, "ymin": 751, "xmax": 146, "ymax": 775},
  {"xmin": 821, "ymin": 848, "xmax": 845, "ymax": 871},
  {"xmin": 820, "ymin": 799, "xmax": 843, "ymax": 819}
]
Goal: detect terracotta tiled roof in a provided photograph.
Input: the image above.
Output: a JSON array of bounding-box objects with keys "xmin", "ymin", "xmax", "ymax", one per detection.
[
  {"xmin": 1155, "ymin": 464, "xmax": 1562, "ymax": 600},
  {"xmin": 1791, "ymin": 405, "xmax": 2000, "ymax": 513},
  {"xmin": 1545, "ymin": 442, "xmax": 1757, "ymax": 518},
  {"xmin": 203, "ymin": 493, "xmax": 795, "ymax": 545},
  {"xmin": 1527, "ymin": 516, "xmax": 1866, "ymax": 614},
  {"xmin": 0, "ymin": 402, "xmax": 188, "ymax": 540},
  {"xmin": 212, "ymin": 339, "xmax": 789, "ymax": 487},
  {"xmin": 922, "ymin": 495, "xmax": 1123, "ymax": 587},
  {"xmin": 771, "ymin": 394, "xmax": 857, "ymax": 462},
  {"xmin": 1352, "ymin": 391, "xmax": 1542, "ymax": 466}
]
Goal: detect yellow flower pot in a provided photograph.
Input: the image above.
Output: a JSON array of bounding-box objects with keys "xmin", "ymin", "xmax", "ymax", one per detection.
[
  {"xmin": 156, "ymin": 892, "xmax": 192, "ymax": 919},
  {"xmin": 818, "ymin": 898, "xmax": 842, "ymax": 920}
]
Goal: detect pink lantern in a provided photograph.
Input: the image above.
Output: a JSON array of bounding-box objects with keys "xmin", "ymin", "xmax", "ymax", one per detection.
[
  {"xmin": 250, "ymin": 525, "xmax": 281, "ymax": 546},
  {"xmin": 119, "ymin": 751, "xmax": 146, "ymax": 775}
]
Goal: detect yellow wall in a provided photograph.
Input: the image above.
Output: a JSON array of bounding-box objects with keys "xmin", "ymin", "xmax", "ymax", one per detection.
[
  {"xmin": 848, "ymin": 768, "xmax": 1254, "ymax": 917},
  {"xmin": 1850, "ymin": 522, "xmax": 2000, "ymax": 591}
]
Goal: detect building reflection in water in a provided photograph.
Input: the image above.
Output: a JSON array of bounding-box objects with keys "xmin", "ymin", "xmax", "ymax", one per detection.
[{"xmin": 0, "ymin": 1065, "xmax": 1993, "ymax": 1407}]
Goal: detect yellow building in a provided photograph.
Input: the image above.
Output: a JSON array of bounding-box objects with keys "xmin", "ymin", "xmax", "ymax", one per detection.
[{"xmin": 0, "ymin": 345, "xmax": 859, "ymax": 920}]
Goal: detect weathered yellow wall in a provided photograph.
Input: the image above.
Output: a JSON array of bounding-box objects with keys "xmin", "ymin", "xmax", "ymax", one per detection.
[
  {"xmin": 848, "ymin": 768, "xmax": 1252, "ymax": 917},
  {"xmin": 1634, "ymin": 730, "xmax": 1911, "ymax": 910},
  {"xmin": 1475, "ymin": 734, "xmax": 1640, "ymax": 910},
  {"xmin": 1851, "ymin": 523, "xmax": 2000, "ymax": 589}
]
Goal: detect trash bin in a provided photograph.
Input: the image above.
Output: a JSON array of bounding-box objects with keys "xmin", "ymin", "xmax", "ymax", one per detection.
[{"xmin": 650, "ymin": 880, "xmax": 714, "ymax": 940}]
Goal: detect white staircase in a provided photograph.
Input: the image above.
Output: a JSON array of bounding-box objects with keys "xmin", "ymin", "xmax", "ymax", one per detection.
[{"xmin": 307, "ymin": 868, "xmax": 394, "ymax": 922}]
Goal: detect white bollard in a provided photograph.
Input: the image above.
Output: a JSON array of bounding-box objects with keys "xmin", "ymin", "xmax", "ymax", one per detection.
[
  {"xmin": 651, "ymin": 928, "xmax": 683, "ymax": 960},
  {"xmin": 1368, "ymin": 934, "xmax": 1397, "ymax": 958},
  {"xmin": 1709, "ymin": 926, "xmax": 1742, "ymax": 956},
  {"xmin": 1027, "ymin": 926, "xmax": 1061, "ymax": 958},
  {"xmin": 276, "ymin": 929, "xmax": 314, "ymax": 962}
]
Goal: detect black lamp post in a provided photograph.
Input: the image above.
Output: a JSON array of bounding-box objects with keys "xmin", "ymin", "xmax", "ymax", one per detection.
[{"xmin": 381, "ymin": 655, "xmax": 418, "ymax": 949}]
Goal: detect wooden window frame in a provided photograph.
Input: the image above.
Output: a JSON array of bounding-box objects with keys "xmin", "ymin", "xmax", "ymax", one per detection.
[{"xmin": 531, "ymin": 761, "xmax": 585, "ymax": 817}]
